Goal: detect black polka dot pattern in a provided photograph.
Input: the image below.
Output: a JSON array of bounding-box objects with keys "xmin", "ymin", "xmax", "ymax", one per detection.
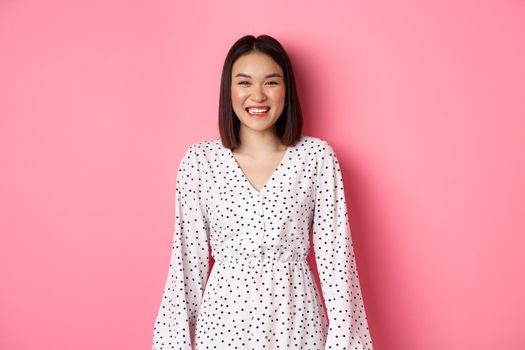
[{"xmin": 152, "ymin": 135, "xmax": 373, "ymax": 350}]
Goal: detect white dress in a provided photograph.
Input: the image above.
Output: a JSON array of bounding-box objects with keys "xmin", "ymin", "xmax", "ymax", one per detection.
[{"xmin": 152, "ymin": 135, "xmax": 373, "ymax": 350}]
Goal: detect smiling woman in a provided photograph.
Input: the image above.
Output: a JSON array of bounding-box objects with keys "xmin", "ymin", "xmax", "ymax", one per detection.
[
  {"xmin": 231, "ymin": 52, "xmax": 286, "ymax": 129},
  {"xmin": 152, "ymin": 34, "xmax": 374, "ymax": 350},
  {"xmin": 218, "ymin": 35, "xmax": 303, "ymax": 150}
]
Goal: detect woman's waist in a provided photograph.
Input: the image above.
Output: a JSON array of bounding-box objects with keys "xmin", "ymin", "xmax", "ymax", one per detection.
[{"xmin": 212, "ymin": 249, "xmax": 309, "ymax": 264}]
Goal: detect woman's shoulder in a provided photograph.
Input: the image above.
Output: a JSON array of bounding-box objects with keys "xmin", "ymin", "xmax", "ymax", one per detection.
[
  {"xmin": 301, "ymin": 135, "xmax": 329, "ymax": 147},
  {"xmin": 180, "ymin": 138, "xmax": 222, "ymax": 162},
  {"xmin": 182, "ymin": 138, "xmax": 218, "ymax": 152},
  {"xmin": 187, "ymin": 137, "xmax": 218, "ymax": 149},
  {"xmin": 301, "ymin": 135, "xmax": 335, "ymax": 154}
]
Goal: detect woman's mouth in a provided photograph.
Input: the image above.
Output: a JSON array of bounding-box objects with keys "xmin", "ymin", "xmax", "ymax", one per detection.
[{"xmin": 245, "ymin": 106, "xmax": 270, "ymax": 118}]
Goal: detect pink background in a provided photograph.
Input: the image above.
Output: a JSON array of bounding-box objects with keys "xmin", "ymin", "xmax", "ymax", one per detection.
[{"xmin": 1, "ymin": 0, "xmax": 524, "ymax": 349}]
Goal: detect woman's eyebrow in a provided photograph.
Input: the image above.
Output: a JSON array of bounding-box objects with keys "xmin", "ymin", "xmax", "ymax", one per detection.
[{"xmin": 234, "ymin": 73, "xmax": 282, "ymax": 78}]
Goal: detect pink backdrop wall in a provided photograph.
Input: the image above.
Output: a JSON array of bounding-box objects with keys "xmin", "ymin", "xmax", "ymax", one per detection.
[{"xmin": 1, "ymin": 0, "xmax": 524, "ymax": 349}]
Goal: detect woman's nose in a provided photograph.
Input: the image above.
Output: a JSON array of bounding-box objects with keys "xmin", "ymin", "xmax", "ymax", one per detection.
[{"xmin": 250, "ymin": 85, "xmax": 267, "ymax": 101}]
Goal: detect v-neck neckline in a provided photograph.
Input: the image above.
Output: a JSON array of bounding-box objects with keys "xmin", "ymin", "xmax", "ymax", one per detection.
[{"xmin": 228, "ymin": 142, "xmax": 292, "ymax": 195}]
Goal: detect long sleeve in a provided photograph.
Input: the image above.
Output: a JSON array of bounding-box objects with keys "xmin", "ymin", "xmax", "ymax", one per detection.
[
  {"xmin": 312, "ymin": 142, "xmax": 373, "ymax": 350},
  {"xmin": 152, "ymin": 143, "xmax": 210, "ymax": 350}
]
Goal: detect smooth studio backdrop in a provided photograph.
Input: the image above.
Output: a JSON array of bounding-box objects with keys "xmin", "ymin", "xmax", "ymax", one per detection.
[{"xmin": 1, "ymin": 0, "xmax": 524, "ymax": 349}]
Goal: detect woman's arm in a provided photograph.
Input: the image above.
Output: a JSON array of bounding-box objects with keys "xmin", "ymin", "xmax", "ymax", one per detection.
[
  {"xmin": 152, "ymin": 143, "xmax": 210, "ymax": 350},
  {"xmin": 312, "ymin": 141, "xmax": 373, "ymax": 350}
]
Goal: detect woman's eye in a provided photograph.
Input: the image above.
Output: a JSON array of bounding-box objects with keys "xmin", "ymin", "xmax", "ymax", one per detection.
[{"xmin": 237, "ymin": 80, "xmax": 279, "ymax": 86}]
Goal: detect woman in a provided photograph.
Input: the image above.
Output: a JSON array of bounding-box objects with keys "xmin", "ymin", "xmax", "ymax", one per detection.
[{"xmin": 152, "ymin": 34, "xmax": 373, "ymax": 350}]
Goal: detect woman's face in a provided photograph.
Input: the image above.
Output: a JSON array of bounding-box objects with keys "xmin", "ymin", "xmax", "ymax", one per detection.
[{"xmin": 231, "ymin": 51, "xmax": 286, "ymax": 134}]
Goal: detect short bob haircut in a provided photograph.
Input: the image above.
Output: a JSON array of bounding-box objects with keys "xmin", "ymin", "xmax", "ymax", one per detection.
[{"xmin": 218, "ymin": 34, "xmax": 303, "ymax": 150}]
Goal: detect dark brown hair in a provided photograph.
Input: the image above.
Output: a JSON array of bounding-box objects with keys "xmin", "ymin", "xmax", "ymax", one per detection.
[{"xmin": 218, "ymin": 34, "xmax": 303, "ymax": 149}]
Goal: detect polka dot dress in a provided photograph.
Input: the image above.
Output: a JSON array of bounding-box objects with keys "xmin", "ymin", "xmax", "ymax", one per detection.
[{"xmin": 152, "ymin": 135, "xmax": 373, "ymax": 350}]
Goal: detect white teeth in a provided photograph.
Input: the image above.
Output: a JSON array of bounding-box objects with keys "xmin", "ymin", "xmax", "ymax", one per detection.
[{"xmin": 247, "ymin": 107, "xmax": 269, "ymax": 114}]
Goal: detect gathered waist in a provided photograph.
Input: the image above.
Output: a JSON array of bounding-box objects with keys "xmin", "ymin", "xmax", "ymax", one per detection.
[{"xmin": 213, "ymin": 249, "xmax": 308, "ymax": 264}]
